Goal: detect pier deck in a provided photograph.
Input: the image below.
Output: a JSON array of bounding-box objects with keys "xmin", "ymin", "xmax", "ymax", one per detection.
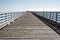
[{"xmin": 0, "ymin": 12, "xmax": 60, "ymax": 40}]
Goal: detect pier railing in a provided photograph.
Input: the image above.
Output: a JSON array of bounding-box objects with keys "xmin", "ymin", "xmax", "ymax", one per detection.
[
  {"xmin": 32, "ymin": 12, "xmax": 60, "ymax": 23},
  {"xmin": 32, "ymin": 11, "xmax": 60, "ymax": 28},
  {"xmin": 0, "ymin": 12, "xmax": 25, "ymax": 29}
]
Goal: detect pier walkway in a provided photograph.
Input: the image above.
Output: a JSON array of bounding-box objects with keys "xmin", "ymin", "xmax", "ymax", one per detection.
[{"xmin": 0, "ymin": 12, "xmax": 60, "ymax": 40}]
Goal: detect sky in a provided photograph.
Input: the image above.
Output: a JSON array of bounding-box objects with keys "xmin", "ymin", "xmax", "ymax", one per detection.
[{"xmin": 0, "ymin": 0, "xmax": 60, "ymax": 12}]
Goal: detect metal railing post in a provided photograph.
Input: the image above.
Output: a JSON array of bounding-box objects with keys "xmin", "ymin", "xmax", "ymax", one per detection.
[
  {"xmin": 56, "ymin": 13, "xmax": 57, "ymax": 22},
  {"xmin": 50, "ymin": 12, "xmax": 51, "ymax": 19}
]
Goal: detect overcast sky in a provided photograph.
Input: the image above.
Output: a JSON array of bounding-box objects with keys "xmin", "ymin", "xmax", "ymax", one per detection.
[{"xmin": 0, "ymin": 0, "xmax": 60, "ymax": 12}]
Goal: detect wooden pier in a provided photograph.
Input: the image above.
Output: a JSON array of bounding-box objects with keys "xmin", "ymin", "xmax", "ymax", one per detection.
[{"xmin": 0, "ymin": 12, "xmax": 60, "ymax": 40}]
